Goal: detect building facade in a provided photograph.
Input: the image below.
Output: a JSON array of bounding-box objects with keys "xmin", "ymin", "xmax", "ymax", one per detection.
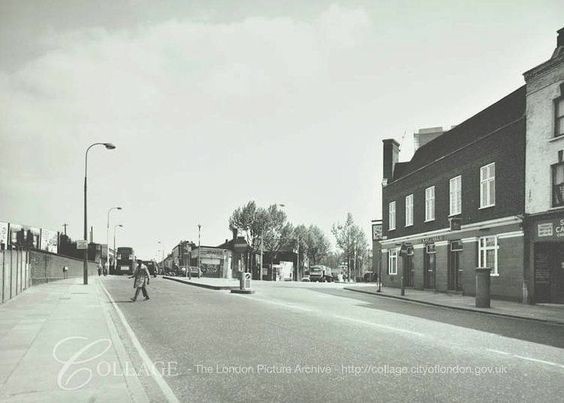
[
  {"xmin": 523, "ymin": 28, "xmax": 564, "ymax": 303},
  {"xmin": 379, "ymin": 28, "xmax": 564, "ymax": 304},
  {"xmin": 380, "ymin": 86, "xmax": 526, "ymax": 301}
]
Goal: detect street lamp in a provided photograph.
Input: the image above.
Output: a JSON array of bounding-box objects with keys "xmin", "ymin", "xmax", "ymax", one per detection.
[
  {"xmin": 197, "ymin": 224, "xmax": 201, "ymax": 271},
  {"xmin": 113, "ymin": 224, "xmax": 124, "ymax": 274},
  {"xmin": 106, "ymin": 206, "xmax": 122, "ymax": 273},
  {"xmin": 83, "ymin": 142, "xmax": 115, "ymax": 285}
]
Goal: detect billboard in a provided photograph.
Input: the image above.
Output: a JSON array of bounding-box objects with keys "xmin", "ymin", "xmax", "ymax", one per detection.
[
  {"xmin": 0, "ymin": 222, "xmax": 8, "ymax": 249},
  {"xmin": 40, "ymin": 228, "xmax": 58, "ymax": 253}
]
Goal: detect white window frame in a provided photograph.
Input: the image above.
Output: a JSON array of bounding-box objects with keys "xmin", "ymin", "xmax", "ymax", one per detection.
[
  {"xmin": 449, "ymin": 175, "xmax": 462, "ymax": 216},
  {"xmin": 478, "ymin": 236, "xmax": 499, "ymax": 276},
  {"xmin": 389, "ymin": 201, "xmax": 396, "ymax": 231},
  {"xmin": 480, "ymin": 163, "xmax": 495, "ymax": 208},
  {"xmin": 425, "ymin": 186, "xmax": 435, "ymax": 222},
  {"xmin": 405, "ymin": 194, "xmax": 413, "ymax": 227},
  {"xmin": 388, "ymin": 248, "xmax": 398, "ymax": 275}
]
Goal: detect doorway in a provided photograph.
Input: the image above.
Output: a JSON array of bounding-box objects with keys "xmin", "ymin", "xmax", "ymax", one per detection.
[
  {"xmin": 403, "ymin": 254, "xmax": 414, "ymax": 287},
  {"xmin": 535, "ymin": 242, "xmax": 564, "ymax": 303},
  {"xmin": 424, "ymin": 249, "xmax": 436, "ymax": 289},
  {"xmin": 448, "ymin": 245, "xmax": 463, "ymax": 291}
]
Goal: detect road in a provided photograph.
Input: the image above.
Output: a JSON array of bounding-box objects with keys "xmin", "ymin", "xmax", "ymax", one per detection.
[{"xmin": 101, "ymin": 276, "xmax": 564, "ymax": 402}]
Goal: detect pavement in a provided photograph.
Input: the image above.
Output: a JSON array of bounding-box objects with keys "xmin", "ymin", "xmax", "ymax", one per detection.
[
  {"xmin": 0, "ymin": 276, "xmax": 148, "ymax": 402},
  {"xmin": 101, "ymin": 275, "xmax": 564, "ymax": 402},
  {"xmin": 345, "ymin": 286, "xmax": 564, "ymax": 325}
]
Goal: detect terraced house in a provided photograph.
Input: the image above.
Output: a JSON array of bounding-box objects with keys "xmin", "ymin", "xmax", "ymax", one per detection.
[{"xmin": 379, "ymin": 28, "xmax": 564, "ymax": 304}]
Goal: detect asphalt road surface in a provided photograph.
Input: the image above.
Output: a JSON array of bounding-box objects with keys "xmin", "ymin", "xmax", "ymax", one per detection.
[{"xmin": 101, "ymin": 276, "xmax": 564, "ymax": 403}]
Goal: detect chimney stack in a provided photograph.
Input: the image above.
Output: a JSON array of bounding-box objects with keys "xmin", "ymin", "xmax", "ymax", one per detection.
[
  {"xmin": 551, "ymin": 27, "xmax": 564, "ymax": 59},
  {"xmin": 232, "ymin": 227, "xmax": 238, "ymax": 240},
  {"xmin": 382, "ymin": 139, "xmax": 400, "ymax": 184}
]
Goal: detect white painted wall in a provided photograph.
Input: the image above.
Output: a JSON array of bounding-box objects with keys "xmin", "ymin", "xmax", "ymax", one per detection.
[{"xmin": 525, "ymin": 57, "xmax": 564, "ymax": 214}]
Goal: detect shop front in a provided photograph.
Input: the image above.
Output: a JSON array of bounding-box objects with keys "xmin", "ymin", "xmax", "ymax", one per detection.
[
  {"xmin": 191, "ymin": 247, "xmax": 231, "ymax": 279},
  {"xmin": 529, "ymin": 213, "xmax": 564, "ymax": 303}
]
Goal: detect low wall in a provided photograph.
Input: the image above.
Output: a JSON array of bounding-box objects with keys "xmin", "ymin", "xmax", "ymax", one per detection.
[
  {"xmin": 29, "ymin": 250, "xmax": 98, "ymax": 285},
  {"xmin": 1, "ymin": 249, "xmax": 31, "ymax": 304}
]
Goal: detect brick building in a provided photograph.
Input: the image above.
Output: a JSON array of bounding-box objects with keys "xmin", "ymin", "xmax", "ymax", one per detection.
[{"xmin": 378, "ymin": 28, "xmax": 564, "ymax": 303}]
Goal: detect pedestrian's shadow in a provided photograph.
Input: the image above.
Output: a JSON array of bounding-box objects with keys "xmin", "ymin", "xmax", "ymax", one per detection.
[{"xmin": 113, "ymin": 300, "xmax": 135, "ymax": 303}]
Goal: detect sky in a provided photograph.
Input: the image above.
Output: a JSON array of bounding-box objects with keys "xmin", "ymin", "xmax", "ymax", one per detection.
[{"xmin": 1, "ymin": 0, "xmax": 563, "ymax": 259}]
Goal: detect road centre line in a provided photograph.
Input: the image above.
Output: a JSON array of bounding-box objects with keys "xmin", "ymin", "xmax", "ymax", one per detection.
[
  {"xmin": 234, "ymin": 294, "xmax": 424, "ymax": 337},
  {"xmin": 486, "ymin": 348, "xmax": 564, "ymax": 370}
]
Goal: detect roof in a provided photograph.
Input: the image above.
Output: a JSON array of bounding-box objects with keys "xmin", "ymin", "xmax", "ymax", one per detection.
[{"xmin": 392, "ymin": 85, "xmax": 526, "ymax": 181}]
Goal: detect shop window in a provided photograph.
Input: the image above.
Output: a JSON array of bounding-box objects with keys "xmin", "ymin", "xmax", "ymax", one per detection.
[
  {"xmin": 405, "ymin": 194, "xmax": 413, "ymax": 227},
  {"xmin": 553, "ymin": 161, "xmax": 564, "ymax": 207},
  {"xmin": 389, "ymin": 201, "xmax": 396, "ymax": 231},
  {"xmin": 478, "ymin": 236, "xmax": 498, "ymax": 276},
  {"xmin": 425, "ymin": 186, "xmax": 435, "ymax": 222},
  {"xmin": 555, "ymin": 97, "xmax": 564, "ymax": 137},
  {"xmin": 388, "ymin": 249, "xmax": 398, "ymax": 275},
  {"xmin": 480, "ymin": 163, "xmax": 495, "ymax": 208}
]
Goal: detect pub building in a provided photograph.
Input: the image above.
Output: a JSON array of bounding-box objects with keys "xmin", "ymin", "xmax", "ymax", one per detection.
[{"xmin": 379, "ymin": 28, "xmax": 564, "ymax": 304}]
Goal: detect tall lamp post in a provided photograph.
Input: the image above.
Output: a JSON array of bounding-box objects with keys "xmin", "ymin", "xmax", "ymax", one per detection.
[
  {"xmin": 84, "ymin": 142, "xmax": 116, "ymax": 285},
  {"xmin": 106, "ymin": 206, "xmax": 122, "ymax": 273},
  {"xmin": 113, "ymin": 224, "xmax": 124, "ymax": 273},
  {"xmin": 197, "ymin": 224, "xmax": 201, "ymax": 270}
]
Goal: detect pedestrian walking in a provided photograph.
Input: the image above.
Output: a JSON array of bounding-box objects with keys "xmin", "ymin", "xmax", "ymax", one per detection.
[
  {"xmin": 129, "ymin": 260, "xmax": 150, "ymax": 302},
  {"xmin": 97, "ymin": 262, "xmax": 102, "ymax": 276}
]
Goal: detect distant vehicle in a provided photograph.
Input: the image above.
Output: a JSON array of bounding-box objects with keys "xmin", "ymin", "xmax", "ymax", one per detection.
[
  {"xmin": 301, "ymin": 274, "xmax": 311, "ymax": 282},
  {"xmin": 363, "ymin": 272, "xmax": 376, "ymax": 282},
  {"xmin": 188, "ymin": 266, "xmax": 202, "ymax": 278},
  {"xmin": 309, "ymin": 265, "xmax": 333, "ymax": 282},
  {"xmin": 144, "ymin": 260, "xmax": 158, "ymax": 277},
  {"xmin": 113, "ymin": 247, "xmax": 135, "ymax": 275}
]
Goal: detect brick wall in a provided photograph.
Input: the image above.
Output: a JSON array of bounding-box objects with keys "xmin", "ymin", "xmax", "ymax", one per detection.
[{"xmin": 382, "ymin": 118, "xmax": 525, "ymax": 238}]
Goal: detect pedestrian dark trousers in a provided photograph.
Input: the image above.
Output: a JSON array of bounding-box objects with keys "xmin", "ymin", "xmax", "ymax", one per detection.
[{"xmin": 133, "ymin": 285, "xmax": 148, "ymax": 300}]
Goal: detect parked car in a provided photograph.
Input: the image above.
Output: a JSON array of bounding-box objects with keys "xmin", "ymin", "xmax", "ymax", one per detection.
[
  {"xmin": 363, "ymin": 272, "xmax": 376, "ymax": 282},
  {"xmin": 188, "ymin": 266, "xmax": 202, "ymax": 278},
  {"xmin": 301, "ymin": 275, "xmax": 311, "ymax": 282}
]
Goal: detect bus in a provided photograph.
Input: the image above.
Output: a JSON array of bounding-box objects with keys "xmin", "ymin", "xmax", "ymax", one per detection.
[{"xmin": 113, "ymin": 246, "xmax": 135, "ymax": 275}]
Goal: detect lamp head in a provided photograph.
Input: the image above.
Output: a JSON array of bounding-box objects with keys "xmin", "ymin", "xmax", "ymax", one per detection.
[{"xmin": 103, "ymin": 143, "xmax": 116, "ymax": 150}]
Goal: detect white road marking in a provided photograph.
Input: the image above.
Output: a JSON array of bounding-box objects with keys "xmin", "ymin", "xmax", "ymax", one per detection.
[
  {"xmin": 234, "ymin": 294, "xmax": 424, "ymax": 337},
  {"xmin": 99, "ymin": 280, "xmax": 180, "ymax": 403},
  {"xmin": 486, "ymin": 348, "xmax": 564, "ymax": 370}
]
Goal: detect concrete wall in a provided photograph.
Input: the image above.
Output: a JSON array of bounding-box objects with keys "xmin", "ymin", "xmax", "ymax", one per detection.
[
  {"xmin": 525, "ymin": 57, "xmax": 564, "ymax": 214},
  {"xmin": 29, "ymin": 250, "xmax": 98, "ymax": 285},
  {"xmin": 1, "ymin": 249, "xmax": 31, "ymax": 304}
]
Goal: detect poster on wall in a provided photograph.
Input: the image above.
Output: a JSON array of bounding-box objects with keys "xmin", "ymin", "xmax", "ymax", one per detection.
[
  {"xmin": 0, "ymin": 222, "xmax": 8, "ymax": 249},
  {"xmin": 372, "ymin": 221, "xmax": 383, "ymax": 241},
  {"xmin": 40, "ymin": 229, "xmax": 58, "ymax": 253}
]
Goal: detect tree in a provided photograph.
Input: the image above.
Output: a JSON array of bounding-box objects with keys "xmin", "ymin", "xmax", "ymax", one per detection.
[
  {"xmin": 331, "ymin": 213, "xmax": 368, "ymax": 280},
  {"xmin": 305, "ymin": 225, "xmax": 330, "ymax": 265}
]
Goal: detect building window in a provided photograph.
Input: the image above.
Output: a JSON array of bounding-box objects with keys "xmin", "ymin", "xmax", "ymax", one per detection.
[
  {"xmin": 478, "ymin": 236, "xmax": 498, "ymax": 276},
  {"xmin": 405, "ymin": 194, "xmax": 413, "ymax": 227},
  {"xmin": 449, "ymin": 175, "xmax": 462, "ymax": 216},
  {"xmin": 389, "ymin": 201, "xmax": 396, "ymax": 230},
  {"xmin": 480, "ymin": 163, "xmax": 495, "ymax": 208},
  {"xmin": 425, "ymin": 186, "xmax": 435, "ymax": 222},
  {"xmin": 556, "ymin": 97, "xmax": 564, "ymax": 137},
  {"xmin": 388, "ymin": 248, "xmax": 398, "ymax": 275},
  {"xmin": 553, "ymin": 161, "xmax": 564, "ymax": 207}
]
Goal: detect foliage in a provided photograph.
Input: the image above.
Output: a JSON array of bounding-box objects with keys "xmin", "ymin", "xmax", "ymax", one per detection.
[{"xmin": 331, "ymin": 213, "xmax": 368, "ymax": 274}]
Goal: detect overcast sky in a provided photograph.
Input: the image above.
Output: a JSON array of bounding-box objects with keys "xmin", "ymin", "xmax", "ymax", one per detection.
[{"xmin": 1, "ymin": 0, "xmax": 562, "ymax": 259}]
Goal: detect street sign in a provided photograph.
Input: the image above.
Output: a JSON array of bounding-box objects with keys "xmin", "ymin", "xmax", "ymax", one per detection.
[{"xmin": 76, "ymin": 240, "xmax": 88, "ymax": 250}]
